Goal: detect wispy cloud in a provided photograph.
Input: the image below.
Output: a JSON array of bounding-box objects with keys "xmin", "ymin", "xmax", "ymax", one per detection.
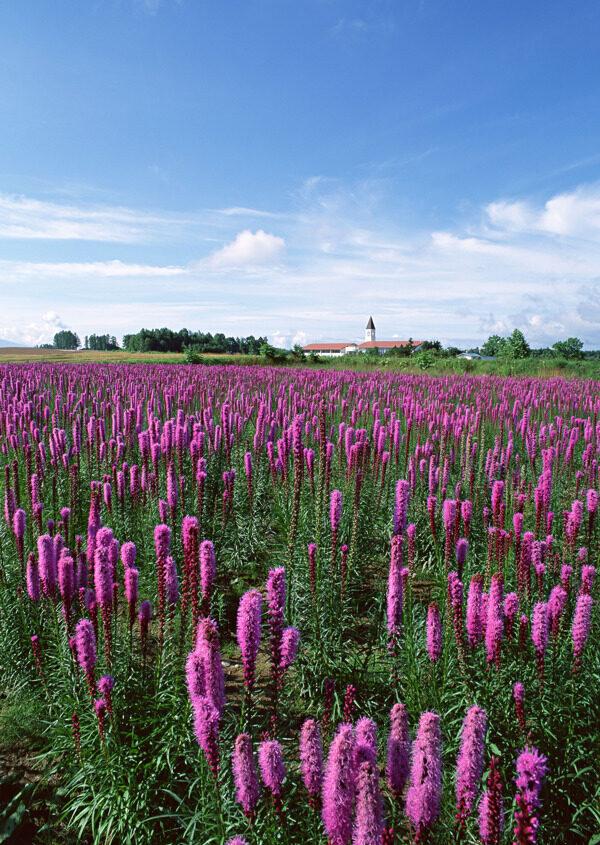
[
  {"xmin": 3, "ymin": 180, "xmax": 600, "ymax": 349},
  {"xmin": 0, "ymin": 193, "xmax": 192, "ymax": 243}
]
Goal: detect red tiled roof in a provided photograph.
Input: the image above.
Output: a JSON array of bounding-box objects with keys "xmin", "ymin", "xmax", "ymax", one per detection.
[
  {"xmin": 358, "ymin": 340, "xmax": 424, "ymax": 349},
  {"xmin": 302, "ymin": 342, "xmax": 356, "ymax": 351}
]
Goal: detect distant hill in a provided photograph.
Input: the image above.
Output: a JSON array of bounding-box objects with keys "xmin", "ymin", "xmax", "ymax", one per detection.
[{"xmin": 0, "ymin": 339, "xmax": 18, "ymax": 347}]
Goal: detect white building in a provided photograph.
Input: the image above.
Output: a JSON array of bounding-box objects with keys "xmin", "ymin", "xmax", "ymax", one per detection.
[{"xmin": 302, "ymin": 317, "xmax": 424, "ymax": 357}]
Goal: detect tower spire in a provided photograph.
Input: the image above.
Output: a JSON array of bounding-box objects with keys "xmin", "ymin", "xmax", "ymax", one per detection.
[{"xmin": 365, "ymin": 316, "xmax": 375, "ymax": 342}]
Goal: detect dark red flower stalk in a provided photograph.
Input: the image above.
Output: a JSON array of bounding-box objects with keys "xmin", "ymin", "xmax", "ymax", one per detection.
[
  {"xmin": 236, "ymin": 588, "xmax": 262, "ymax": 704},
  {"xmin": 308, "ymin": 542, "xmax": 317, "ymax": 600},
  {"xmin": 98, "ymin": 675, "xmax": 114, "ymax": 721},
  {"xmin": 95, "ymin": 698, "xmax": 107, "ymax": 743},
  {"xmin": 30, "ymin": 635, "xmax": 47, "ymax": 689},
  {"xmin": 478, "ymin": 755, "xmax": 503, "ymax": 845},
  {"xmin": 154, "ymin": 523, "xmax": 170, "ymax": 649},
  {"xmin": 427, "ymin": 496, "xmax": 437, "ymax": 543},
  {"xmin": 71, "ymin": 713, "xmax": 82, "ymax": 761},
  {"xmin": 513, "ymin": 746, "xmax": 548, "ymax": 844},
  {"xmin": 513, "ymin": 682, "xmax": 527, "ymax": 737},
  {"xmin": 321, "ymin": 678, "xmax": 335, "ymax": 736},
  {"xmin": 340, "ymin": 544, "xmax": 349, "ymax": 603},
  {"xmin": 519, "ymin": 615, "xmax": 529, "ymax": 658},
  {"xmin": 139, "ymin": 599, "xmax": 152, "ymax": 661},
  {"xmin": 427, "ymin": 602, "xmax": 442, "ymax": 662},
  {"xmin": 300, "ymin": 718, "xmax": 324, "ymax": 809},
  {"xmin": 531, "ymin": 603, "xmax": 549, "ymax": 689},
  {"xmin": 182, "ymin": 516, "xmax": 200, "ymax": 633},
  {"xmin": 342, "ymin": 684, "xmax": 356, "ymax": 724}
]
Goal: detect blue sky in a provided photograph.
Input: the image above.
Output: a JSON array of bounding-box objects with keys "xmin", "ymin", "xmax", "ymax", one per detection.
[{"xmin": 2, "ymin": 0, "xmax": 600, "ymax": 348}]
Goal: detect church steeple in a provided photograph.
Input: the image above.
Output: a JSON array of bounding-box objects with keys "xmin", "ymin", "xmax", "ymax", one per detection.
[{"xmin": 365, "ymin": 316, "xmax": 375, "ymax": 342}]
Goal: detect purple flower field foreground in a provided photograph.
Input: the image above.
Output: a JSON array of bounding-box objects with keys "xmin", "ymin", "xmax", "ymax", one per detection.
[{"xmin": 0, "ymin": 362, "xmax": 598, "ymax": 844}]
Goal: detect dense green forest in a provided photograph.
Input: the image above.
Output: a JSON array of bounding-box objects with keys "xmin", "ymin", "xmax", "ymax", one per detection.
[{"xmin": 122, "ymin": 327, "xmax": 269, "ymax": 354}]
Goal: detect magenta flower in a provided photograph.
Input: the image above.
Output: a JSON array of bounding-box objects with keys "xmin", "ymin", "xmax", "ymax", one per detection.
[
  {"xmin": 455, "ymin": 705, "xmax": 488, "ymax": 824},
  {"xmin": 322, "ymin": 723, "xmax": 356, "ymax": 845},
  {"xmin": 193, "ymin": 695, "xmax": 220, "ymax": 780},
  {"xmin": 236, "ymin": 589, "xmax": 262, "ymax": 694},
  {"xmin": 266, "ymin": 566, "xmax": 286, "ymax": 677},
  {"xmin": 199, "ymin": 539, "xmax": 216, "ymax": 605},
  {"xmin": 226, "ymin": 838, "xmax": 248, "ymax": 845},
  {"xmin": 121, "ymin": 541, "xmax": 136, "ymax": 570},
  {"xmin": 386, "ymin": 702, "xmax": 410, "ymax": 799},
  {"xmin": 330, "ymin": 489, "xmax": 343, "ymax": 534},
  {"xmin": 259, "ymin": 739, "xmax": 286, "ymax": 795},
  {"xmin": 427, "ymin": 602, "xmax": 442, "ymax": 662},
  {"xmin": 124, "ymin": 566, "xmax": 139, "ymax": 623},
  {"xmin": 185, "ymin": 650, "xmax": 205, "ymax": 702},
  {"xmin": 514, "ymin": 746, "xmax": 548, "ymax": 844},
  {"xmin": 466, "ymin": 574, "xmax": 483, "ymax": 648},
  {"xmin": 353, "ymin": 758, "xmax": 384, "ymax": 845},
  {"xmin": 504, "ymin": 592, "xmax": 519, "ymax": 639},
  {"xmin": 94, "ymin": 543, "xmax": 113, "ymax": 606},
  {"xmin": 405, "ymin": 712, "xmax": 442, "ymax": 839},
  {"xmin": 485, "ymin": 573, "xmax": 504, "ymax": 667},
  {"xmin": 279, "ymin": 626, "xmax": 300, "ymax": 671},
  {"xmin": 387, "ymin": 535, "xmax": 403, "ymax": 645},
  {"xmin": 195, "ymin": 617, "xmax": 225, "ymax": 716},
  {"xmin": 232, "ymin": 733, "xmax": 260, "ymax": 819},
  {"xmin": 531, "ymin": 603, "xmax": 549, "ymax": 684},
  {"xmin": 75, "ymin": 617, "xmax": 97, "ymax": 674},
  {"xmin": 299, "ymin": 719, "xmax": 323, "ymax": 807},
  {"xmin": 393, "ymin": 479, "xmax": 410, "ymax": 536},
  {"xmin": 37, "ymin": 534, "xmax": 57, "ymax": 600},
  {"xmin": 355, "ymin": 717, "xmax": 378, "ymax": 766},
  {"xmin": 572, "ymin": 593, "xmax": 593, "ymax": 671},
  {"xmin": 26, "ymin": 553, "xmax": 41, "ymax": 602}
]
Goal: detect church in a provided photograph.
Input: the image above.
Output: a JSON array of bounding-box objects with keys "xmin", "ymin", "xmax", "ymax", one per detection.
[{"xmin": 302, "ymin": 317, "xmax": 424, "ymax": 357}]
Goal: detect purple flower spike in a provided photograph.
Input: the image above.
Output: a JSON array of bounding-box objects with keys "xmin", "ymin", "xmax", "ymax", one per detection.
[
  {"xmin": 279, "ymin": 626, "xmax": 300, "ymax": 671},
  {"xmin": 386, "ymin": 702, "xmax": 410, "ymax": 799},
  {"xmin": 455, "ymin": 705, "xmax": 488, "ymax": 825},
  {"xmin": 353, "ymin": 758, "xmax": 384, "ymax": 845},
  {"xmin": 232, "ymin": 733, "xmax": 260, "ymax": 819},
  {"xmin": 299, "ymin": 719, "xmax": 323, "ymax": 806},
  {"xmin": 322, "ymin": 723, "xmax": 356, "ymax": 845},
  {"xmin": 258, "ymin": 739, "xmax": 286, "ymax": 795},
  {"xmin": 405, "ymin": 712, "xmax": 442, "ymax": 838}
]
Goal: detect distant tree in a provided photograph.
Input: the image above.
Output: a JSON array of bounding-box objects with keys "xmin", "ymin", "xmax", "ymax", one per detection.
[
  {"xmin": 421, "ymin": 340, "xmax": 442, "ymax": 353},
  {"xmin": 506, "ymin": 328, "xmax": 531, "ymax": 359},
  {"xmin": 53, "ymin": 330, "xmax": 80, "ymax": 350},
  {"xmin": 84, "ymin": 336, "xmax": 89, "ymax": 349},
  {"xmin": 444, "ymin": 346, "xmax": 463, "ymax": 358},
  {"xmin": 259, "ymin": 342, "xmax": 287, "ymax": 362},
  {"xmin": 552, "ymin": 337, "xmax": 584, "ymax": 360},
  {"xmin": 290, "ymin": 344, "xmax": 306, "ymax": 362},
  {"xmin": 480, "ymin": 334, "xmax": 507, "ymax": 357}
]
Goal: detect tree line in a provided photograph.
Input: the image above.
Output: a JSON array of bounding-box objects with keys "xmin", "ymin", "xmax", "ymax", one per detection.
[{"xmin": 121, "ymin": 327, "xmax": 268, "ymax": 354}]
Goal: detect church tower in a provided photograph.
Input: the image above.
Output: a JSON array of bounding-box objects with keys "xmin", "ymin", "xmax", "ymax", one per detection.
[{"xmin": 365, "ymin": 316, "xmax": 376, "ymax": 343}]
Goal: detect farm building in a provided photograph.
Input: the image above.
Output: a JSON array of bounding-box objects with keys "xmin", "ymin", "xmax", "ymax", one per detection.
[{"xmin": 302, "ymin": 317, "xmax": 424, "ymax": 357}]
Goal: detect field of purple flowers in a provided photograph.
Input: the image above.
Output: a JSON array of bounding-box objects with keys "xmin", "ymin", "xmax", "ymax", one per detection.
[{"xmin": 0, "ymin": 363, "xmax": 598, "ymax": 844}]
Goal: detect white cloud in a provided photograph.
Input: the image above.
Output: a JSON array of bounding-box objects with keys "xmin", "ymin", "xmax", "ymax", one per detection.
[
  {"xmin": 4, "ymin": 179, "xmax": 600, "ymax": 350},
  {"xmin": 0, "ymin": 311, "xmax": 69, "ymax": 346},
  {"xmin": 209, "ymin": 229, "xmax": 285, "ymax": 267},
  {"xmin": 486, "ymin": 185, "xmax": 600, "ymax": 239}
]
